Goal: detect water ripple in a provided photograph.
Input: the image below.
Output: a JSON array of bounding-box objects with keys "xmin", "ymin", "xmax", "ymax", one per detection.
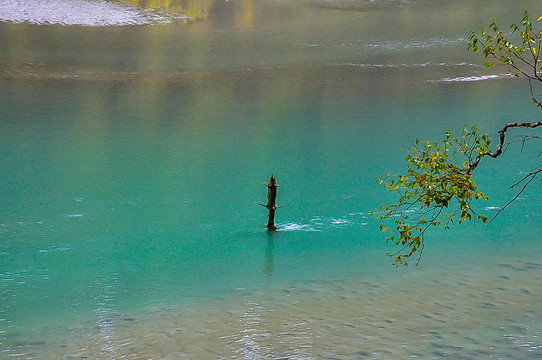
[
  {"xmin": 434, "ymin": 74, "xmax": 504, "ymax": 82},
  {"xmin": 279, "ymin": 213, "xmax": 369, "ymax": 232},
  {"xmin": 280, "ymin": 222, "xmax": 320, "ymax": 232}
]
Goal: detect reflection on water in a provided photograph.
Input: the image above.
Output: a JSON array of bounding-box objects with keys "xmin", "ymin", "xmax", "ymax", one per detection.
[
  {"xmin": 1, "ymin": 0, "xmax": 539, "ymax": 72},
  {"xmin": 264, "ymin": 234, "xmax": 275, "ymax": 278},
  {"xmin": 123, "ymin": 0, "xmax": 212, "ymax": 22}
]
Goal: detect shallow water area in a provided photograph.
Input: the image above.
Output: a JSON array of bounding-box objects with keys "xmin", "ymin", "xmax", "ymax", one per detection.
[
  {"xmin": 11, "ymin": 257, "xmax": 542, "ymax": 359},
  {"xmin": 1, "ymin": 0, "xmax": 542, "ymax": 358}
]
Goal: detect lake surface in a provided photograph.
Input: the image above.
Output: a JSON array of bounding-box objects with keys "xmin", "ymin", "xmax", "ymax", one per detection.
[{"xmin": 1, "ymin": 0, "xmax": 542, "ymax": 358}]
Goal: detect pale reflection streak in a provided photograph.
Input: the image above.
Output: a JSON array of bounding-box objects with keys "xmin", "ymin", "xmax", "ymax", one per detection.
[
  {"xmin": 228, "ymin": 297, "xmax": 317, "ymax": 359},
  {"xmin": 92, "ymin": 273, "xmax": 121, "ymax": 358},
  {"xmin": 122, "ymin": 0, "xmax": 211, "ymax": 22},
  {"xmin": 264, "ymin": 236, "xmax": 274, "ymax": 278},
  {"xmin": 121, "ymin": 0, "xmax": 258, "ymax": 26},
  {"xmin": 235, "ymin": 301, "xmax": 267, "ymax": 359}
]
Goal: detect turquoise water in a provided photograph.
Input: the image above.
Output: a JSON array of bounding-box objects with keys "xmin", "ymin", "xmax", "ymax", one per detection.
[{"xmin": 1, "ymin": 0, "xmax": 542, "ymax": 358}]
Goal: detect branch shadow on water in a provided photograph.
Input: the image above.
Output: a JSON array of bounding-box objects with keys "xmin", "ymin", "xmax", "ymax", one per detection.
[{"xmin": 264, "ymin": 231, "xmax": 275, "ymax": 279}]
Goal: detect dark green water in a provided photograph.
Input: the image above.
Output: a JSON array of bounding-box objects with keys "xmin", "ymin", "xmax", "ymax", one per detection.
[{"xmin": 1, "ymin": 0, "xmax": 542, "ymax": 358}]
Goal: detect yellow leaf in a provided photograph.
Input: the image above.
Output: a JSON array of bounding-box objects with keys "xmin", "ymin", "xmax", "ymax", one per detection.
[
  {"xmin": 537, "ymin": 15, "xmax": 542, "ymax": 21},
  {"xmin": 533, "ymin": 47, "xmax": 537, "ymax": 54}
]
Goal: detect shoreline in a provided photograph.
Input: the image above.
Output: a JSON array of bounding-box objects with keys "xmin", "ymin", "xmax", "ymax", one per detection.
[{"xmin": 4, "ymin": 256, "xmax": 542, "ymax": 359}]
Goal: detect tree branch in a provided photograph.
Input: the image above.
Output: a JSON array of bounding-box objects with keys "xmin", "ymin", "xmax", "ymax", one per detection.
[
  {"xmin": 490, "ymin": 168, "xmax": 542, "ymax": 221},
  {"xmin": 469, "ymin": 121, "xmax": 542, "ymax": 172},
  {"xmin": 529, "ymin": 79, "xmax": 542, "ymax": 108}
]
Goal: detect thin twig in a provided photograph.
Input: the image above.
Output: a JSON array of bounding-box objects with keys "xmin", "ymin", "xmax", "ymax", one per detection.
[
  {"xmin": 510, "ymin": 168, "xmax": 542, "ymax": 189},
  {"xmin": 490, "ymin": 168, "xmax": 542, "ymax": 222}
]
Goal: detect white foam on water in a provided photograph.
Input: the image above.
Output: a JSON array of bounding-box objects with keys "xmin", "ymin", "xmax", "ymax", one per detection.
[
  {"xmin": 484, "ymin": 206, "xmax": 502, "ymax": 211},
  {"xmin": 0, "ymin": 0, "xmax": 185, "ymax": 26},
  {"xmin": 365, "ymin": 36, "xmax": 465, "ymax": 51},
  {"xmin": 338, "ymin": 61, "xmax": 479, "ymax": 69},
  {"xmin": 38, "ymin": 246, "xmax": 71, "ymax": 253},
  {"xmin": 279, "ymin": 222, "xmax": 320, "ymax": 232},
  {"xmin": 65, "ymin": 214, "xmax": 85, "ymax": 218},
  {"xmin": 330, "ymin": 218, "xmax": 351, "ymax": 225},
  {"xmin": 435, "ymin": 75, "xmax": 502, "ymax": 82},
  {"xmin": 279, "ymin": 214, "xmax": 369, "ymax": 232}
]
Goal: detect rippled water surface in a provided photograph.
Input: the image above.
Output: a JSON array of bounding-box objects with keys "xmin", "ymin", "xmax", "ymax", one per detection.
[{"xmin": 1, "ymin": 0, "xmax": 542, "ymax": 358}]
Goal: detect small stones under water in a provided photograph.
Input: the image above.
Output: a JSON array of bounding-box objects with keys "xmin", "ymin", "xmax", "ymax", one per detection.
[{"xmin": 5, "ymin": 259, "xmax": 542, "ymax": 359}]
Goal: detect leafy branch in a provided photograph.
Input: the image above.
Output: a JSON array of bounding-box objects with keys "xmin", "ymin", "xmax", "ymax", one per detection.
[
  {"xmin": 372, "ymin": 126, "xmax": 491, "ymax": 266},
  {"xmin": 374, "ymin": 11, "xmax": 542, "ymax": 266},
  {"xmin": 467, "ymin": 11, "xmax": 542, "ymax": 106}
]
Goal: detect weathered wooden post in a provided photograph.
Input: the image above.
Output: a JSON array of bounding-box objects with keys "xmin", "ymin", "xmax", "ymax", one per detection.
[{"xmin": 258, "ymin": 174, "xmax": 281, "ymax": 230}]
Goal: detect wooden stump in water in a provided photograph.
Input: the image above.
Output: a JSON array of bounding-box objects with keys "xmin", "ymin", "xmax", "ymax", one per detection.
[{"xmin": 258, "ymin": 174, "xmax": 281, "ymax": 230}]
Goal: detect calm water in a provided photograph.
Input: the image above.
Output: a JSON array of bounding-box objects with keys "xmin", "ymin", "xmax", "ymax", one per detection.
[{"xmin": 1, "ymin": 0, "xmax": 542, "ymax": 358}]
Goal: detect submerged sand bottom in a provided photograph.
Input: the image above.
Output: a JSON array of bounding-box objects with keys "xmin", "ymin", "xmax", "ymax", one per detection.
[{"xmin": 7, "ymin": 257, "xmax": 542, "ymax": 360}]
